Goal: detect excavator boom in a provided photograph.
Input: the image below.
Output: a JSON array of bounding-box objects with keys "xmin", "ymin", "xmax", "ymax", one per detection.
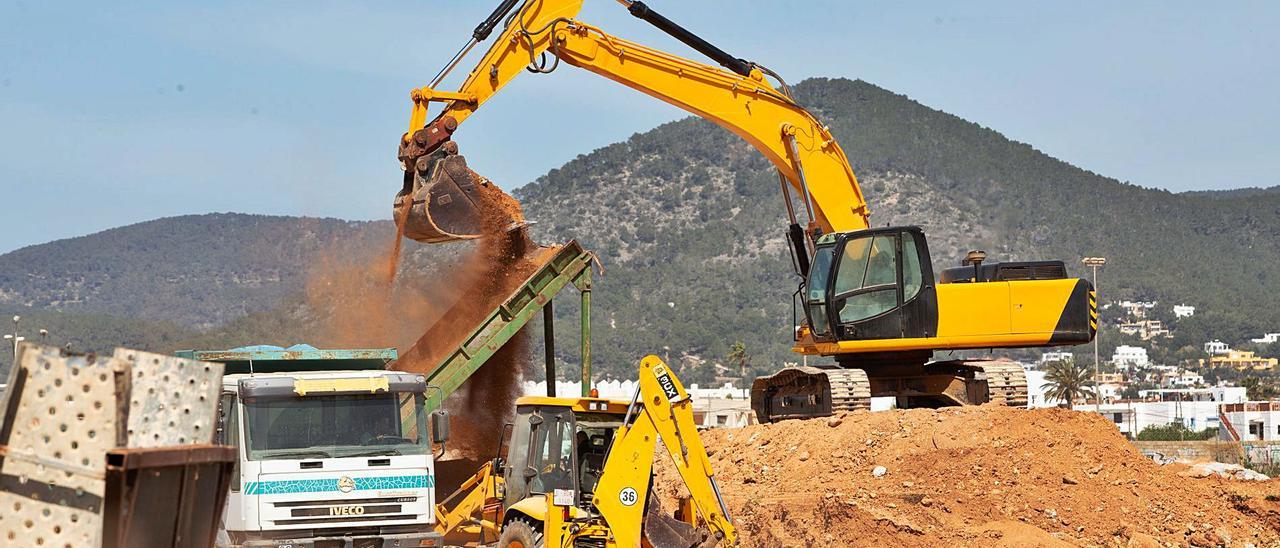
[{"xmin": 397, "ymin": 0, "xmax": 868, "ymax": 245}]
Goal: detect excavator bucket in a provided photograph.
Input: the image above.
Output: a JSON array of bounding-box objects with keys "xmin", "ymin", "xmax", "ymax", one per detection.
[{"xmin": 394, "ymin": 142, "xmax": 524, "ymax": 243}]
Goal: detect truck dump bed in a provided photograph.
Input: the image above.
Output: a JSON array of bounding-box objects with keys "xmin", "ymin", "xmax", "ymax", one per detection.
[{"xmin": 393, "ymin": 240, "xmax": 595, "ymax": 412}]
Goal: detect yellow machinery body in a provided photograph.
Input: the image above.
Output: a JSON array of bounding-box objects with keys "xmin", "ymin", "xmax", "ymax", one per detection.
[
  {"xmin": 434, "ymin": 356, "xmax": 736, "ymax": 547},
  {"xmin": 396, "ymin": 0, "xmax": 1096, "ymax": 419}
]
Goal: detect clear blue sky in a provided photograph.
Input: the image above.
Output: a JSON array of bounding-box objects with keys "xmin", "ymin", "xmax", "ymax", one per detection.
[{"xmin": 1, "ymin": 1, "xmax": 1276, "ymax": 254}]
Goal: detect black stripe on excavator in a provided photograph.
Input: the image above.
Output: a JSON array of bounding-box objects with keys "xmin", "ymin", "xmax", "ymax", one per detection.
[
  {"xmin": 625, "ymin": 1, "xmax": 753, "ymax": 77},
  {"xmin": 1048, "ymin": 278, "xmax": 1096, "ymax": 345}
]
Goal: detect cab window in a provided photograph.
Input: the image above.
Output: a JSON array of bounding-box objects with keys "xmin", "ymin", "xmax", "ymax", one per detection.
[
  {"xmin": 834, "ymin": 234, "xmax": 899, "ymax": 323},
  {"xmin": 902, "ymin": 232, "xmax": 924, "ymax": 301},
  {"xmin": 804, "ymin": 245, "xmax": 835, "ymax": 336},
  {"xmin": 527, "ymin": 407, "xmax": 575, "ymax": 495}
]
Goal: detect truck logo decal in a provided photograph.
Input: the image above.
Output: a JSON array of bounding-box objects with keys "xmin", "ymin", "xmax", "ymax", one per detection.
[
  {"xmin": 244, "ymin": 474, "xmax": 435, "ymax": 495},
  {"xmin": 337, "ymin": 476, "xmax": 355, "ymax": 493},
  {"xmin": 329, "ymin": 505, "xmax": 366, "ymax": 516}
]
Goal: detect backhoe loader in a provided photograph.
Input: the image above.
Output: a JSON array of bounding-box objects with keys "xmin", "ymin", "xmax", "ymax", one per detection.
[
  {"xmin": 433, "ymin": 355, "xmax": 735, "ymax": 547},
  {"xmin": 394, "ymin": 0, "xmax": 1096, "ymax": 421}
]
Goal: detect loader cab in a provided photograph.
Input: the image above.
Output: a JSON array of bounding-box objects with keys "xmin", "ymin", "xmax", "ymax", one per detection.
[
  {"xmin": 803, "ymin": 226, "xmax": 939, "ymax": 343},
  {"xmin": 498, "ymin": 397, "xmax": 629, "ymax": 518}
]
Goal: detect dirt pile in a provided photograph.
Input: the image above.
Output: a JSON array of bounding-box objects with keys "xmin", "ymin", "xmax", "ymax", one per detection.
[{"xmin": 654, "ymin": 406, "xmax": 1280, "ymax": 547}]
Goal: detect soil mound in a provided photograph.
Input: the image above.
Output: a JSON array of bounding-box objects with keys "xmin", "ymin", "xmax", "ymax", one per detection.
[{"xmin": 655, "ymin": 406, "xmax": 1280, "ymax": 547}]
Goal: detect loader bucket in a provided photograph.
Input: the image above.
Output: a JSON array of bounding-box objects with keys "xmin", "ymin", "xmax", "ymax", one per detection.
[
  {"xmin": 395, "ymin": 144, "xmax": 521, "ymax": 243},
  {"xmin": 644, "ymin": 497, "xmax": 719, "ymax": 548}
]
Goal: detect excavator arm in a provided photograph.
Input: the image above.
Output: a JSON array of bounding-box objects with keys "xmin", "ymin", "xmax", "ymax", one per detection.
[{"xmin": 398, "ymin": 0, "xmax": 869, "ymax": 247}]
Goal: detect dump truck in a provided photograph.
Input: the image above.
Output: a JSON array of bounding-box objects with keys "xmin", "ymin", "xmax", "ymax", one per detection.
[{"xmin": 177, "ymin": 344, "xmax": 449, "ymax": 548}]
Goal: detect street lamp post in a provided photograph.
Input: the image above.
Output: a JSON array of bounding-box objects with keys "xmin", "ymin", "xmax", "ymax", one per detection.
[
  {"xmin": 2, "ymin": 316, "xmax": 47, "ymax": 369},
  {"xmin": 5, "ymin": 315, "xmax": 20, "ymax": 362},
  {"xmin": 1082, "ymin": 257, "xmax": 1107, "ymax": 412}
]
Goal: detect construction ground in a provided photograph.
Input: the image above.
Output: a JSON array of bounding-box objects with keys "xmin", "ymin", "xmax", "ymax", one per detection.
[{"xmin": 655, "ymin": 406, "xmax": 1280, "ymax": 547}]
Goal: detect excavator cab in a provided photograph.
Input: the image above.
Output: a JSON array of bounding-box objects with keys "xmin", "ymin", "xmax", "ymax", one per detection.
[
  {"xmin": 757, "ymin": 225, "xmax": 1096, "ymax": 421},
  {"xmin": 803, "ymin": 226, "xmax": 939, "ymax": 344}
]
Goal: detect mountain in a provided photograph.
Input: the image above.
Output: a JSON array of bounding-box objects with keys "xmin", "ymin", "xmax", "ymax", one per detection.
[
  {"xmin": 2, "ymin": 78, "xmax": 1277, "ymax": 382},
  {"xmin": 0, "ymin": 214, "xmax": 387, "ymax": 328},
  {"xmin": 1182, "ymin": 186, "xmax": 1280, "ymax": 199}
]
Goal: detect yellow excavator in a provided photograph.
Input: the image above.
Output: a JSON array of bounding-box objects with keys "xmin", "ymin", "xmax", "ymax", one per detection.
[
  {"xmin": 433, "ymin": 355, "xmax": 735, "ymax": 547},
  {"xmin": 394, "ymin": 0, "xmax": 1096, "ymax": 422}
]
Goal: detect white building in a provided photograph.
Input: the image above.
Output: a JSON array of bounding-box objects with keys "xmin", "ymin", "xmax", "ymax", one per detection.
[
  {"xmin": 1251, "ymin": 333, "xmax": 1280, "ymax": 345},
  {"xmin": 1160, "ymin": 370, "xmax": 1205, "ymax": 388},
  {"xmin": 1118, "ymin": 300, "xmax": 1157, "ymax": 319},
  {"xmin": 1139, "ymin": 386, "xmax": 1246, "ymax": 403},
  {"xmin": 1173, "ymin": 304, "xmax": 1196, "ymax": 318},
  {"xmin": 1219, "ymin": 402, "xmax": 1280, "ymax": 442},
  {"xmin": 1204, "ymin": 340, "xmax": 1232, "ymax": 355},
  {"xmin": 1111, "ymin": 345, "xmax": 1150, "ymax": 370},
  {"xmin": 1038, "ymin": 351, "xmax": 1075, "ymax": 368},
  {"xmin": 1094, "ymin": 401, "xmax": 1222, "ymax": 438}
]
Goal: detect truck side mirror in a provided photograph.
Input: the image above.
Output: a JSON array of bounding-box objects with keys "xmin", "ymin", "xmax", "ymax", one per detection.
[{"xmin": 431, "ymin": 410, "xmax": 451, "ymax": 444}]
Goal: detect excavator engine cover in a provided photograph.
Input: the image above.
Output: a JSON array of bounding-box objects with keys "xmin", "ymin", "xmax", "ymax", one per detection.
[{"xmin": 395, "ymin": 143, "xmax": 497, "ymax": 243}]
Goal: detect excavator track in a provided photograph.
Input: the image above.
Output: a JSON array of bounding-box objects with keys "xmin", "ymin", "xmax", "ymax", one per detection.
[
  {"xmin": 963, "ymin": 360, "xmax": 1029, "ymax": 408},
  {"xmin": 750, "ymin": 366, "xmax": 870, "ymax": 423},
  {"xmin": 751, "ymin": 359, "xmax": 1030, "ymax": 423}
]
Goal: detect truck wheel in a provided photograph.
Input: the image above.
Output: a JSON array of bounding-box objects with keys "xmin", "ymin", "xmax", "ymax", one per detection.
[{"xmin": 499, "ymin": 518, "xmax": 543, "ymax": 548}]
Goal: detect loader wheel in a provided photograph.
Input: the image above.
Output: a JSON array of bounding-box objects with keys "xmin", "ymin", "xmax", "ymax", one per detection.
[{"xmin": 499, "ymin": 518, "xmax": 543, "ymax": 548}]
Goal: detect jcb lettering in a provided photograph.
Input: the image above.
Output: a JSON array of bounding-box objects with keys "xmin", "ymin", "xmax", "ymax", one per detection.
[{"xmin": 329, "ymin": 505, "xmax": 366, "ymax": 516}]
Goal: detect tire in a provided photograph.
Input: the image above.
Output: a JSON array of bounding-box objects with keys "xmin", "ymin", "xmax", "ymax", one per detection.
[{"xmin": 498, "ymin": 518, "xmax": 544, "ymax": 548}]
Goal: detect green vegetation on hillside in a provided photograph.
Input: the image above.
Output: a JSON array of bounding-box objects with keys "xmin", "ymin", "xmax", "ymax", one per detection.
[{"xmin": 3, "ymin": 78, "xmax": 1278, "ymax": 385}]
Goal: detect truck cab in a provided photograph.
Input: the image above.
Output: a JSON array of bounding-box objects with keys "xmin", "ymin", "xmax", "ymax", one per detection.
[{"xmin": 179, "ymin": 345, "xmax": 447, "ymax": 548}]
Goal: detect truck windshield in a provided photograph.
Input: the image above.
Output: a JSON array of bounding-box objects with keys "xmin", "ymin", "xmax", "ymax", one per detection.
[{"xmin": 244, "ymin": 392, "xmax": 429, "ymax": 461}]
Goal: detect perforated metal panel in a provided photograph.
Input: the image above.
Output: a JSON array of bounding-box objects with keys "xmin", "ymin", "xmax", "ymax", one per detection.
[
  {"xmin": 113, "ymin": 348, "xmax": 223, "ymax": 448},
  {"xmin": 0, "ymin": 343, "xmax": 228, "ymax": 547},
  {"xmin": 0, "ymin": 343, "xmax": 118, "ymax": 548}
]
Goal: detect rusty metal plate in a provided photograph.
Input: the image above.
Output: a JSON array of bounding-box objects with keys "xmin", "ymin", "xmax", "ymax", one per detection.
[
  {"xmin": 0, "ymin": 343, "xmax": 117, "ymax": 547},
  {"xmin": 113, "ymin": 348, "xmax": 223, "ymax": 448}
]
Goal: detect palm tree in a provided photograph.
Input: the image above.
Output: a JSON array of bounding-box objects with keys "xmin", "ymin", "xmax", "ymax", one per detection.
[
  {"xmin": 726, "ymin": 341, "xmax": 750, "ymax": 397},
  {"xmin": 1041, "ymin": 359, "xmax": 1095, "ymax": 409}
]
